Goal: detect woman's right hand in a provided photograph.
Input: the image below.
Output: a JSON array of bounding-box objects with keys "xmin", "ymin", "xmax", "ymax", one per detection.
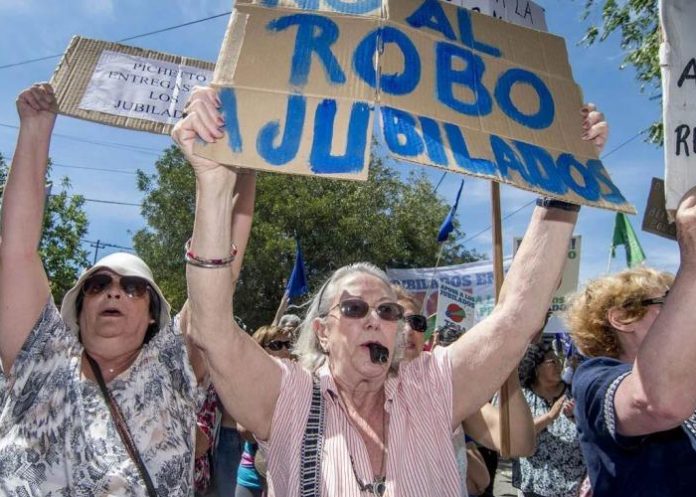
[
  {"xmin": 549, "ymin": 394, "xmax": 567, "ymax": 420},
  {"xmin": 171, "ymin": 86, "xmax": 228, "ymax": 178},
  {"xmin": 16, "ymin": 82, "xmax": 57, "ymax": 131}
]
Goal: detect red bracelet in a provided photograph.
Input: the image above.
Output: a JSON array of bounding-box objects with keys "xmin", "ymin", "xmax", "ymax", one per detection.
[{"xmin": 184, "ymin": 238, "xmax": 237, "ymax": 268}]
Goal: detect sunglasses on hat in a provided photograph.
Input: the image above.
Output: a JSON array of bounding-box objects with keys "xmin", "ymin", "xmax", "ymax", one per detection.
[
  {"xmin": 405, "ymin": 314, "xmax": 428, "ymax": 332},
  {"xmin": 325, "ymin": 298, "xmax": 404, "ymax": 322},
  {"xmin": 82, "ymin": 273, "xmax": 150, "ymax": 299},
  {"xmin": 265, "ymin": 340, "xmax": 292, "ymax": 351}
]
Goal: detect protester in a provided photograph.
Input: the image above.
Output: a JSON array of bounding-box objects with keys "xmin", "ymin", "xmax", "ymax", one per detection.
[
  {"xmin": 0, "ymin": 83, "xmax": 253, "ymax": 495},
  {"xmin": 512, "ymin": 342, "xmax": 585, "ymax": 497},
  {"xmin": 567, "ymin": 249, "xmax": 696, "ymax": 496},
  {"xmin": 172, "ymin": 86, "xmax": 600, "ymax": 497},
  {"xmin": 278, "ymin": 314, "xmax": 302, "ymax": 341}
]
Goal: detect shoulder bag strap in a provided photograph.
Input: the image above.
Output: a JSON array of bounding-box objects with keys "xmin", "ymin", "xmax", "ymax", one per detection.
[
  {"xmin": 300, "ymin": 376, "xmax": 325, "ymax": 497},
  {"xmin": 85, "ymin": 353, "xmax": 158, "ymax": 497}
]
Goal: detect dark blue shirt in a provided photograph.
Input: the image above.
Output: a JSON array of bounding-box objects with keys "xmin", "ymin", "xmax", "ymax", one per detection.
[{"xmin": 573, "ymin": 357, "xmax": 696, "ymax": 497}]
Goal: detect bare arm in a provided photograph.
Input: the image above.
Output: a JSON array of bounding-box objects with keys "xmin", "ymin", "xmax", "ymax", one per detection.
[
  {"xmin": 462, "ymin": 374, "xmax": 535, "ymax": 457},
  {"xmin": 465, "ymin": 443, "xmax": 491, "ymax": 496},
  {"xmin": 0, "ymin": 83, "xmax": 56, "ymax": 373},
  {"xmin": 614, "ymin": 187, "xmax": 696, "ymax": 436},
  {"xmin": 450, "ymin": 206, "xmax": 577, "ymax": 424},
  {"xmin": 173, "ymin": 87, "xmax": 281, "ymax": 440}
]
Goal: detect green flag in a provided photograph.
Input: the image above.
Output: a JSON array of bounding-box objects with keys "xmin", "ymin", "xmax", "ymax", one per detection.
[{"xmin": 611, "ymin": 212, "xmax": 646, "ymax": 267}]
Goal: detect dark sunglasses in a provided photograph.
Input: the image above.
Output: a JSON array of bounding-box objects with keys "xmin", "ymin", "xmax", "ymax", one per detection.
[
  {"xmin": 405, "ymin": 314, "xmax": 428, "ymax": 332},
  {"xmin": 638, "ymin": 290, "xmax": 669, "ymax": 308},
  {"xmin": 327, "ymin": 298, "xmax": 404, "ymax": 322},
  {"xmin": 265, "ymin": 340, "xmax": 292, "ymax": 351},
  {"xmin": 82, "ymin": 273, "xmax": 150, "ymax": 299}
]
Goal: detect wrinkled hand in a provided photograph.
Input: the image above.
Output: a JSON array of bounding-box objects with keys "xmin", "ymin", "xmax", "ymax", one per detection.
[
  {"xmin": 581, "ymin": 103, "xmax": 608, "ymax": 155},
  {"xmin": 16, "ymin": 82, "xmax": 57, "ymax": 130},
  {"xmin": 171, "ymin": 86, "xmax": 228, "ymax": 177},
  {"xmin": 562, "ymin": 398, "xmax": 576, "ymax": 418}
]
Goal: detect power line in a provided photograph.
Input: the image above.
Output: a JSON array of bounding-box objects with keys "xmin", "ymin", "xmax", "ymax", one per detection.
[
  {"xmin": 4, "ymin": 155, "xmax": 141, "ymax": 175},
  {"xmin": 0, "ymin": 123, "xmax": 164, "ymax": 156},
  {"xmin": 0, "ymin": 11, "xmax": 231, "ymax": 70},
  {"xmin": 49, "ymin": 193, "xmax": 142, "ymax": 207}
]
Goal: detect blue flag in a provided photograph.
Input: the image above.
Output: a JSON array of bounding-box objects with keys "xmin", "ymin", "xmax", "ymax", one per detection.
[
  {"xmin": 286, "ymin": 238, "xmax": 308, "ymax": 299},
  {"xmin": 437, "ymin": 180, "xmax": 465, "ymax": 243}
]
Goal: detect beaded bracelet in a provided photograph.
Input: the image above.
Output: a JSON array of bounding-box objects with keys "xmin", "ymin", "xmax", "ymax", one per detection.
[{"xmin": 184, "ymin": 238, "xmax": 238, "ymax": 268}]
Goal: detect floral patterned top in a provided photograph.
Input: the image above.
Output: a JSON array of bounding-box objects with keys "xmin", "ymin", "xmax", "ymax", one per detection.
[
  {"xmin": 512, "ymin": 387, "xmax": 586, "ymax": 497},
  {"xmin": 0, "ymin": 300, "xmax": 203, "ymax": 496},
  {"xmin": 194, "ymin": 384, "xmax": 219, "ymax": 493}
]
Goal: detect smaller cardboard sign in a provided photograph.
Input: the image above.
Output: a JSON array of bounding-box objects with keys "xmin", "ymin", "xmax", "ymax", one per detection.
[
  {"xmin": 642, "ymin": 177, "xmax": 678, "ymax": 241},
  {"xmin": 452, "ymin": 0, "xmax": 548, "ymax": 32},
  {"xmin": 50, "ymin": 36, "xmax": 215, "ymax": 135},
  {"xmin": 513, "ymin": 235, "xmax": 581, "ymax": 333},
  {"xmin": 660, "ymin": 0, "xmax": 696, "ymax": 213},
  {"xmin": 435, "ymin": 282, "xmax": 476, "ymax": 332}
]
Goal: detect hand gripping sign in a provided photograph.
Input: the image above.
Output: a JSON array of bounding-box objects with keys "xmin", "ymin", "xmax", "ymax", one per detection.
[{"xmin": 194, "ymin": 0, "xmax": 634, "ymax": 213}]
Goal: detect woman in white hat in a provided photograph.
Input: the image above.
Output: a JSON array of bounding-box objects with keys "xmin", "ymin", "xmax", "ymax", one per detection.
[{"xmin": 0, "ymin": 83, "xmax": 253, "ymax": 496}]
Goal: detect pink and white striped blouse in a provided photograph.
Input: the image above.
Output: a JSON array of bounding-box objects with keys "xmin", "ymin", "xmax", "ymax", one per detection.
[{"xmin": 260, "ymin": 348, "xmax": 462, "ymax": 497}]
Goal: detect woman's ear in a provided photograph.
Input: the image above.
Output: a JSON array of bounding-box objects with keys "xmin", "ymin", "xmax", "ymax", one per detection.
[
  {"xmin": 313, "ymin": 317, "xmax": 329, "ymax": 353},
  {"xmin": 607, "ymin": 306, "xmax": 635, "ymax": 334}
]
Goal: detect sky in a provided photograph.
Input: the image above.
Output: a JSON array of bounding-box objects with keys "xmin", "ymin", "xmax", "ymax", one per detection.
[{"xmin": 0, "ymin": 0, "xmax": 675, "ymax": 289}]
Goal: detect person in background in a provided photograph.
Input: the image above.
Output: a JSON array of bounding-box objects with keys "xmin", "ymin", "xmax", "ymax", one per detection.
[
  {"xmin": 236, "ymin": 325, "xmax": 294, "ymax": 497},
  {"xmin": 512, "ymin": 342, "xmax": 585, "ymax": 497}
]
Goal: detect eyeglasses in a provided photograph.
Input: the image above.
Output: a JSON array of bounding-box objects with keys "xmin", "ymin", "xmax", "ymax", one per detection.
[
  {"xmin": 82, "ymin": 273, "xmax": 150, "ymax": 299},
  {"xmin": 265, "ymin": 340, "xmax": 292, "ymax": 351},
  {"xmin": 405, "ymin": 314, "xmax": 427, "ymax": 332},
  {"xmin": 640, "ymin": 292, "xmax": 669, "ymax": 307},
  {"xmin": 325, "ymin": 298, "xmax": 404, "ymax": 322}
]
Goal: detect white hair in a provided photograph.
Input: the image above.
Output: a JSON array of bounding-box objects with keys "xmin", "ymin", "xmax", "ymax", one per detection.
[{"xmin": 293, "ymin": 262, "xmax": 406, "ymax": 373}]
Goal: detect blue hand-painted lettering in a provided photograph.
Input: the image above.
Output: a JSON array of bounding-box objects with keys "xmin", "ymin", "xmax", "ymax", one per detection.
[
  {"xmin": 555, "ymin": 154, "xmax": 600, "ymax": 201},
  {"xmin": 494, "ymin": 68, "xmax": 554, "ymax": 129},
  {"xmin": 406, "ymin": 0, "xmax": 457, "ymax": 40},
  {"xmin": 443, "ymin": 123, "xmax": 497, "ymax": 175},
  {"xmin": 381, "ymin": 106, "xmax": 425, "ymax": 156},
  {"xmin": 513, "ymin": 141, "xmax": 566, "ymax": 194},
  {"xmin": 219, "ymin": 88, "xmax": 243, "ymax": 153},
  {"xmin": 436, "ymin": 42, "xmax": 492, "ymax": 116},
  {"xmin": 257, "ymin": 94, "xmax": 306, "ymax": 165}
]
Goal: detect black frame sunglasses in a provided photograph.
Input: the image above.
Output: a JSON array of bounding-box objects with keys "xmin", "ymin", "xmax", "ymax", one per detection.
[
  {"xmin": 265, "ymin": 340, "xmax": 292, "ymax": 351},
  {"xmin": 82, "ymin": 273, "xmax": 150, "ymax": 299},
  {"xmin": 326, "ymin": 298, "xmax": 404, "ymax": 322},
  {"xmin": 405, "ymin": 314, "xmax": 428, "ymax": 332}
]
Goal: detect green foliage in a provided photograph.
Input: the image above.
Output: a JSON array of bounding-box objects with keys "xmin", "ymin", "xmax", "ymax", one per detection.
[
  {"xmin": 581, "ymin": 0, "xmax": 662, "ymax": 144},
  {"xmin": 134, "ymin": 146, "xmax": 482, "ymax": 329},
  {"xmin": 0, "ymin": 153, "xmax": 89, "ymax": 305}
]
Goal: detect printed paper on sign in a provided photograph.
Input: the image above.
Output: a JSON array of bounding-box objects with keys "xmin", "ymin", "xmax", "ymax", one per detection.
[
  {"xmin": 51, "ymin": 37, "xmax": 215, "ymax": 135},
  {"xmin": 660, "ymin": 0, "xmax": 696, "ymax": 215},
  {"xmin": 435, "ymin": 283, "xmax": 476, "ymax": 333}
]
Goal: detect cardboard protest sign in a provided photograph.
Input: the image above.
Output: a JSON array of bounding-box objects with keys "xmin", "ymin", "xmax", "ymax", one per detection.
[
  {"xmin": 387, "ymin": 257, "xmax": 513, "ymax": 323},
  {"xmin": 642, "ymin": 177, "xmax": 677, "ymax": 241},
  {"xmin": 435, "ymin": 282, "xmax": 476, "ymax": 332},
  {"xmin": 196, "ymin": 0, "xmax": 633, "ymax": 212},
  {"xmin": 50, "ymin": 37, "xmax": 215, "ymax": 135},
  {"xmin": 660, "ymin": 0, "xmax": 696, "ymax": 215},
  {"xmin": 513, "ymin": 235, "xmax": 580, "ymax": 333}
]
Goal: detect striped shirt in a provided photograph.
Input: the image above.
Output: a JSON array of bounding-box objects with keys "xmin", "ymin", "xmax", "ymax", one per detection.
[{"xmin": 261, "ymin": 348, "xmax": 462, "ymax": 497}]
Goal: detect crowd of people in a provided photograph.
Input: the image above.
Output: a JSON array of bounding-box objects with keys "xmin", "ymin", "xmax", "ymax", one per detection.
[{"xmin": 1, "ymin": 81, "xmax": 695, "ymax": 497}]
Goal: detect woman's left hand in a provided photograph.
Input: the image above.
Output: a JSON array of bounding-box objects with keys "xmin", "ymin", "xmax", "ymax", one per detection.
[{"xmin": 582, "ymin": 103, "xmax": 608, "ymax": 155}]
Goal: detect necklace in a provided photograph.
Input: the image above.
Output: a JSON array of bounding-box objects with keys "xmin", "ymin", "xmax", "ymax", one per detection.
[{"xmin": 348, "ymin": 406, "xmax": 388, "ymax": 496}]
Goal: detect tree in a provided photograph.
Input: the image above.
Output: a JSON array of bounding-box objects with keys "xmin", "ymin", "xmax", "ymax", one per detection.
[
  {"xmin": 134, "ymin": 146, "xmax": 483, "ymax": 329},
  {"xmin": 0, "ymin": 153, "xmax": 90, "ymax": 305},
  {"xmin": 580, "ymin": 0, "xmax": 662, "ymax": 143}
]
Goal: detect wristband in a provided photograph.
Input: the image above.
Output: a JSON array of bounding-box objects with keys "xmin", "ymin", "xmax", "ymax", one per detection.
[{"xmin": 536, "ymin": 197, "xmax": 581, "ymax": 212}]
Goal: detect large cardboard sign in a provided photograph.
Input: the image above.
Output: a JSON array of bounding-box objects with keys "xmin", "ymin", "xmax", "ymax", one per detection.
[
  {"xmin": 387, "ymin": 257, "xmax": 513, "ymax": 323},
  {"xmin": 435, "ymin": 282, "xmax": 476, "ymax": 332},
  {"xmin": 513, "ymin": 235, "xmax": 580, "ymax": 333},
  {"xmin": 195, "ymin": 0, "xmax": 633, "ymax": 212},
  {"xmin": 661, "ymin": 0, "xmax": 696, "ymax": 214},
  {"xmin": 50, "ymin": 37, "xmax": 215, "ymax": 135}
]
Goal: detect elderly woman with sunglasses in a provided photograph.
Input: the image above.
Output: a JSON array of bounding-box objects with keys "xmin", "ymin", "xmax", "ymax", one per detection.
[
  {"xmin": 174, "ymin": 87, "xmax": 608, "ymax": 497},
  {"xmin": 566, "ymin": 253, "xmax": 696, "ymax": 496},
  {"xmin": 0, "ymin": 84, "xmax": 254, "ymax": 496}
]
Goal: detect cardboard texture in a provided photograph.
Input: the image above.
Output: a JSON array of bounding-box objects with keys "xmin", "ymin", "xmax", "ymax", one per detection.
[
  {"xmin": 642, "ymin": 177, "xmax": 677, "ymax": 241},
  {"xmin": 51, "ymin": 36, "xmax": 215, "ymax": 135},
  {"xmin": 660, "ymin": 0, "xmax": 696, "ymax": 215},
  {"xmin": 196, "ymin": 0, "xmax": 633, "ymax": 212}
]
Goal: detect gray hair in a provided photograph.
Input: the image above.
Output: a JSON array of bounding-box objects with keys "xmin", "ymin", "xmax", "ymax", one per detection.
[{"xmin": 293, "ymin": 262, "xmax": 405, "ymax": 373}]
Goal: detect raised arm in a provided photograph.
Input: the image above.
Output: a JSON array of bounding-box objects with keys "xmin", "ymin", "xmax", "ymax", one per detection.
[
  {"xmin": 462, "ymin": 372, "xmax": 535, "ymax": 457},
  {"xmin": 614, "ymin": 187, "xmax": 696, "ymax": 436},
  {"xmin": 0, "ymin": 83, "xmax": 56, "ymax": 373},
  {"xmin": 172, "ymin": 87, "xmax": 281, "ymax": 440}
]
